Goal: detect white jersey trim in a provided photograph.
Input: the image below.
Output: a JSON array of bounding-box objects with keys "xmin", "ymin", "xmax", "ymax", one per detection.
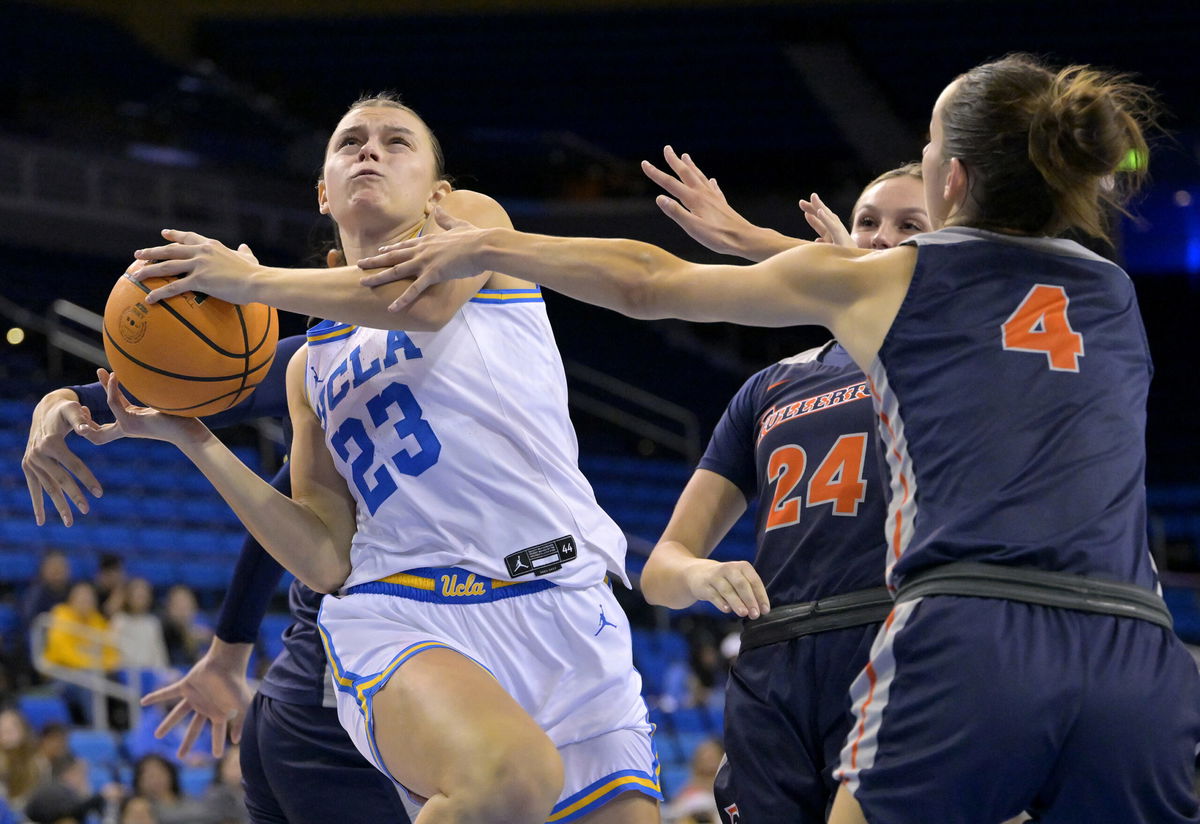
[
  {"xmin": 867, "ymin": 357, "xmax": 918, "ymax": 590},
  {"xmin": 835, "ymin": 597, "xmax": 921, "ymax": 795},
  {"xmin": 902, "ymin": 226, "xmax": 1114, "ymax": 265}
]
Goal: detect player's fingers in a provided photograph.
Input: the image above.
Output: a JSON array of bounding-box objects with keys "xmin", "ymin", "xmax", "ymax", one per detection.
[
  {"xmin": 641, "ymin": 160, "xmax": 692, "ymax": 202},
  {"xmin": 210, "ymin": 717, "xmax": 227, "ymax": 759},
  {"xmin": 229, "ymin": 711, "xmax": 245, "ymax": 745},
  {"xmin": 77, "ymin": 422, "xmax": 125, "ymax": 446},
  {"xmin": 25, "ymin": 463, "xmax": 74, "ymax": 526},
  {"xmin": 724, "ymin": 570, "xmax": 763, "ymax": 619},
  {"xmin": 155, "ymin": 700, "xmax": 193, "ymax": 739},
  {"xmin": 654, "ymin": 196, "xmax": 698, "ymax": 229},
  {"xmin": 803, "ymin": 210, "xmax": 830, "ymax": 242},
  {"xmin": 708, "ymin": 576, "xmax": 750, "ymax": 617},
  {"xmin": 133, "ymin": 243, "xmax": 199, "ymax": 263},
  {"xmin": 662, "ymin": 146, "xmax": 702, "ymax": 185},
  {"xmin": 749, "ymin": 572, "xmax": 771, "ymax": 615},
  {"xmin": 431, "ymin": 205, "xmax": 470, "ymax": 231},
  {"xmin": 357, "ymin": 249, "xmax": 407, "ymax": 273},
  {"xmin": 143, "ymin": 273, "xmax": 198, "ymax": 304},
  {"xmin": 178, "ymin": 712, "xmax": 206, "ymax": 759},
  {"xmin": 389, "ymin": 274, "xmax": 434, "ymax": 312},
  {"xmin": 677, "ymin": 151, "xmax": 712, "ymax": 187},
  {"xmin": 161, "ymin": 229, "xmax": 212, "ymax": 245},
  {"xmin": 23, "ymin": 462, "xmax": 47, "ymax": 526},
  {"xmin": 141, "ymin": 682, "xmax": 183, "ymax": 706},
  {"xmin": 816, "ymin": 209, "xmax": 852, "ymax": 247},
  {"xmin": 54, "ymin": 448, "xmax": 103, "ymax": 497}
]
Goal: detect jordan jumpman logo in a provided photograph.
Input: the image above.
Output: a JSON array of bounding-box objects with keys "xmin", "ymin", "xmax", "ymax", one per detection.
[{"xmin": 595, "ymin": 604, "xmax": 618, "ymax": 636}]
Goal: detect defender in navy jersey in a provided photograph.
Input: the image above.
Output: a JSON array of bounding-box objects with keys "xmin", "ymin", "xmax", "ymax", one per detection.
[
  {"xmin": 678, "ymin": 342, "xmax": 890, "ymax": 824},
  {"xmin": 370, "ymin": 55, "xmax": 1199, "ymax": 824},
  {"xmin": 638, "ymin": 163, "xmax": 930, "ymax": 823},
  {"xmin": 26, "ymin": 332, "xmax": 414, "ymax": 824}
]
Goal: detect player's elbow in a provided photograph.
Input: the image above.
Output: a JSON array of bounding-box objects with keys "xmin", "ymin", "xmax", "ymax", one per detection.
[
  {"xmin": 302, "ymin": 550, "xmax": 351, "ymax": 594},
  {"xmin": 613, "ymin": 256, "xmax": 679, "ymax": 320},
  {"xmin": 303, "ymin": 561, "xmax": 350, "ymax": 595}
]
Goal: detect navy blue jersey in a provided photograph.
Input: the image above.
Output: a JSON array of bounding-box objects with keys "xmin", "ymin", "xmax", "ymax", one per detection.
[
  {"xmin": 699, "ymin": 343, "xmax": 887, "ymax": 605},
  {"xmin": 876, "ymin": 228, "xmax": 1157, "ymax": 590}
]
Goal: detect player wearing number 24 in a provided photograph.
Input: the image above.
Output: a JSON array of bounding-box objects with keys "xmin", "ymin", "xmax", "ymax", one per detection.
[{"xmin": 355, "ymin": 56, "xmax": 1200, "ymax": 824}]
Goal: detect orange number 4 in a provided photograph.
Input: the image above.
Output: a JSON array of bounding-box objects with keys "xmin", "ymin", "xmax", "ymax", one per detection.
[{"xmin": 1001, "ymin": 284, "xmax": 1084, "ymax": 372}]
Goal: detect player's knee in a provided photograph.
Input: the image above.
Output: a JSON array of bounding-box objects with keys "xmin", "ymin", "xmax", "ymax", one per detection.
[{"xmin": 459, "ymin": 733, "xmax": 563, "ymax": 823}]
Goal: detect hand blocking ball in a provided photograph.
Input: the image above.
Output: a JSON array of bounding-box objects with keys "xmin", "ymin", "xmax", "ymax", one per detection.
[{"xmin": 102, "ymin": 264, "xmax": 278, "ymax": 417}]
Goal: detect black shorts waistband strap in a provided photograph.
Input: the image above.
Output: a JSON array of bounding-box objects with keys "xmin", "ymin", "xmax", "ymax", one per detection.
[
  {"xmin": 739, "ymin": 587, "xmax": 893, "ymax": 653},
  {"xmin": 894, "ymin": 562, "xmax": 1172, "ymax": 631}
]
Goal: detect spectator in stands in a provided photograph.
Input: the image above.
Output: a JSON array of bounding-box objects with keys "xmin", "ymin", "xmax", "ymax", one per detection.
[
  {"xmin": 95, "ymin": 554, "xmax": 128, "ymax": 620},
  {"xmin": 159, "ymin": 587, "xmax": 212, "ymax": 670},
  {"xmin": 36, "ymin": 723, "xmax": 69, "ymax": 765},
  {"xmin": 20, "ymin": 550, "xmax": 72, "ymax": 629},
  {"xmin": 43, "ymin": 581, "xmax": 119, "ymax": 672},
  {"xmin": 23, "ymin": 754, "xmax": 121, "ymax": 824},
  {"xmin": 132, "ymin": 755, "xmax": 211, "ymax": 824},
  {"xmin": 662, "ymin": 738, "xmax": 723, "ymax": 824},
  {"xmin": 0, "ymin": 705, "xmax": 48, "ymax": 812},
  {"xmin": 16, "ymin": 549, "xmax": 73, "ymax": 685},
  {"xmin": 111, "ymin": 578, "xmax": 169, "ymax": 672},
  {"xmin": 120, "ymin": 796, "xmax": 160, "ymax": 824},
  {"xmin": 198, "ymin": 747, "xmax": 246, "ymax": 824}
]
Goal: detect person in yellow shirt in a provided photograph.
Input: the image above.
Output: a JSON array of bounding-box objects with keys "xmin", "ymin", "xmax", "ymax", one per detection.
[{"xmin": 44, "ymin": 580, "xmax": 119, "ymax": 671}]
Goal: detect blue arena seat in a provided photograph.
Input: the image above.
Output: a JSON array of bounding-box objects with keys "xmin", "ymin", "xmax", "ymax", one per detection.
[
  {"xmin": 69, "ymin": 728, "xmax": 121, "ymax": 765},
  {"xmin": 18, "ymin": 693, "xmax": 71, "ymax": 731}
]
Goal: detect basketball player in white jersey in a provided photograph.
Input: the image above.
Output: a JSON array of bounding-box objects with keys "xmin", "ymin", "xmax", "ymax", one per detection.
[{"xmin": 82, "ymin": 95, "xmax": 662, "ymax": 824}]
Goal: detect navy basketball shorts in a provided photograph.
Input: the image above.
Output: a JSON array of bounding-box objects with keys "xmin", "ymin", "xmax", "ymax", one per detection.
[
  {"xmin": 836, "ymin": 596, "xmax": 1200, "ymax": 824},
  {"xmin": 714, "ymin": 623, "xmax": 879, "ymax": 824},
  {"xmin": 240, "ymin": 693, "xmax": 414, "ymax": 824}
]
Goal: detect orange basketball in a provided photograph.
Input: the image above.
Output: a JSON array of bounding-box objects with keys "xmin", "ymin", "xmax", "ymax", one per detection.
[{"xmin": 102, "ymin": 270, "xmax": 278, "ymax": 417}]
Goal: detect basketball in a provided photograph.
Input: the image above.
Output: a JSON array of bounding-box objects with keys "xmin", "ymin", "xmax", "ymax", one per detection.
[{"xmin": 102, "ymin": 267, "xmax": 278, "ymax": 417}]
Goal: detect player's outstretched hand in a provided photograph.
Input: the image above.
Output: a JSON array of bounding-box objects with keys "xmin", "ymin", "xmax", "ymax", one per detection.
[
  {"xmin": 798, "ymin": 192, "xmax": 854, "ymax": 247},
  {"xmin": 684, "ymin": 559, "xmax": 770, "ymax": 620},
  {"xmin": 77, "ymin": 369, "xmax": 206, "ymax": 447},
  {"xmin": 642, "ymin": 146, "xmax": 761, "ymax": 258},
  {"xmin": 141, "ymin": 639, "xmax": 254, "ymax": 759},
  {"xmin": 130, "ymin": 231, "xmax": 261, "ymax": 305},
  {"xmin": 357, "ymin": 207, "xmax": 491, "ymax": 312},
  {"xmin": 23, "ymin": 389, "xmax": 104, "ymax": 526}
]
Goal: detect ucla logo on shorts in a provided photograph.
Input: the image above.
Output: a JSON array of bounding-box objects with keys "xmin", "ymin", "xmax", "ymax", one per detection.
[{"xmin": 440, "ymin": 573, "xmax": 487, "ymax": 597}]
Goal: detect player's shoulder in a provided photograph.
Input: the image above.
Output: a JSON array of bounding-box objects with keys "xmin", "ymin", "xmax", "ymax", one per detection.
[{"xmin": 441, "ymin": 189, "xmax": 512, "ymax": 228}]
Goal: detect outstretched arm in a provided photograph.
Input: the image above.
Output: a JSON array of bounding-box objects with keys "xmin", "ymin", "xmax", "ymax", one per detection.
[
  {"xmin": 359, "ymin": 210, "xmax": 914, "ymax": 365},
  {"xmin": 128, "ymin": 190, "xmax": 512, "ymax": 331},
  {"xmin": 80, "ymin": 351, "xmax": 355, "ymax": 593},
  {"xmin": 25, "ymin": 335, "xmax": 303, "ymax": 527}
]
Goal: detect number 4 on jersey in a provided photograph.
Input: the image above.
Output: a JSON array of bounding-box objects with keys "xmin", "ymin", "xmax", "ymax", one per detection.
[{"xmin": 1001, "ymin": 284, "xmax": 1084, "ymax": 372}]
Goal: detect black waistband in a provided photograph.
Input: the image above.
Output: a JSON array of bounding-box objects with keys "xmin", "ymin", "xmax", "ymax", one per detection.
[
  {"xmin": 739, "ymin": 587, "xmax": 893, "ymax": 653},
  {"xmin": 894, "ymin": 562, "xmax": 1172, "ymax": 631}
]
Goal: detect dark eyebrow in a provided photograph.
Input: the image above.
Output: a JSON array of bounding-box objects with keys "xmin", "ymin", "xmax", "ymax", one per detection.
[{"xmin": 330, "ymin": 125, "xmax": 418, "ymax": 146}]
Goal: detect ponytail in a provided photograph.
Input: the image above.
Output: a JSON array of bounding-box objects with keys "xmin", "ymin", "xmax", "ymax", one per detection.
[{"xmin": 942, "ymin": 54, "xmax": 1157, "ymax": 239}]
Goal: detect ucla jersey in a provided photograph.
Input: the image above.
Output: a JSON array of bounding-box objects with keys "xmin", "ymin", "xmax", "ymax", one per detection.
[
  {"xmin": 874, "ymin": 227, "xmax": 1156, "ymax": 590},
  {"xmin": 699, "ymin": 343, "xmax": 886, "ymax": 604},
  {"xmin": 304, "ymin": 288, "xmax": 626, "ymax": 590}
]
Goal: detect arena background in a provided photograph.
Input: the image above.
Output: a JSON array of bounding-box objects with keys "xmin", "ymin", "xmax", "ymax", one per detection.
[{"xmin": 1, "ymin": 0, "xmax": 1198, "ymax": 814}]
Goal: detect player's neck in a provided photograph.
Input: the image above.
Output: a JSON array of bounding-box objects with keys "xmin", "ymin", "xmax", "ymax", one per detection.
[{"xmin": 340, "ymin": 217, "xmax": 426, "ymax": 267}]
